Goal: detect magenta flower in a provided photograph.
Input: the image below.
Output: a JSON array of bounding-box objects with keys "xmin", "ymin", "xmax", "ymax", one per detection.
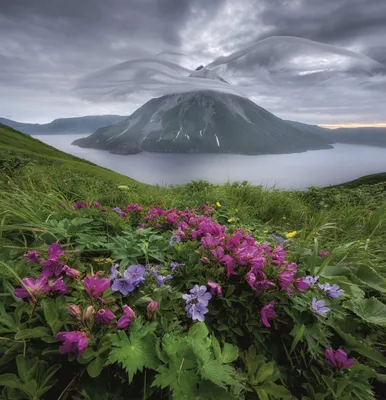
[
  {"xmin": 246, "ymin": 268, "xmax": 275, "ymax": 294},
  {"xmin": 24, "ymin": 250, "xmax": 40, "ymax": 263},
  {"xmin": 117, "ymin": 316, "xmax": 132, "ymax": 329},
  {"xmin": 56, "ymin": 331, "xmax": 88, "ymax": 358},
  {"xmin": 278, "ymin": 263, "xmax": 297, "ymax": 295},
  {"xmin": 14, "ymin": 275, "xmax": 49, "ymax": 299},
  {"xmin": 260, "ymin": 301, "xmax": 277, "ymax": 328},
  {"xmin": 94, "ymin": 201, "xmax": 102, "ymax": 207},
  {"xmin": 68, "ymin": 304, "xmax": 81, "ymax": 318},
  {"xmin": 83, "ymin": 275, "xmax": 110, "ymax": 297},
  {"xmin": 94, "ymin": 309, "xmax": 115, "ymax": 324},
  {"xmin": 63, "ymin": 266, "xmax": 81, "ymax": 279},
  {"xmin": 271, "ymin": 245, "xmax": 286, "ymax": 266},
  {"xmin": 47, "ymin": 279, "xmax": 67, "ymax": 295},
  {"xmin": 319, "ymin": 251, "xmax": 330, "ymax": 258},
  {"xmin": 200, "ymin": 257, "xmax": 210, "ymax": 264},
  {"xmin": 147, "ymin": 300, "xmax": 159, "ymax": 320},
  {"xmin": 208, "ymin": 281, "xmax": 222, "ymax": 297},
  {"xmin": 294, "ymin": 277, "xmax": 309, "ymax": 292},
  {"xmin": 48, "ymin": 242, "xmax": 65, "ymax": 260},
  {"xmin": 325, "ymin": 348, "xmax": 355, "ymax": 369},
  {"xmin": 123, "ymin": 304, "xmax": 137, "ymax": 320}
]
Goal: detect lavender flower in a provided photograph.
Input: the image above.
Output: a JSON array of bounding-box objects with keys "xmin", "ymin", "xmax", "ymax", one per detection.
[
  {"xmin": 303, "ymin": 275, "xmax": 319, "ymax": 287},
  {"xmin": 169, "ymin": 235, "xmax": 181, "ymax": 246},
  {"xmin": 325, "ymin": 348, "xmax": 355, "ymax": 369},
  {"xmin": 109, "ymin": 264, "xmax": 120, "ymax": 280},
  {"xmin": 123, "ymin": 265, "xmax": 146, "ymax": 286},
  {"xmin": 311, "ymin": 298, "xmax": 331, "ymax": 316},
  {"xmin": 171, "ymin": 261, "xmax": 184, "ymax": 272},
  {"xmin": 318, "ymin": 282, "xmax": 344, "ymax": 299},
  {"xmin": 156, "ymin": 274, "xmax": 173, "ymax": 286},
  {"xmin": 182, "ymin": 285, "xmax": 212, "ymax": 322},
  {"xmin": 111, "ymin": 278, "xmax": 135, "ymax": 295}
]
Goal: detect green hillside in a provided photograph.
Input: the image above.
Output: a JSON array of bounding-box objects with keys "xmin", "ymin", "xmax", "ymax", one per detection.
[{"xmin": 1, "ymin": 123, "xmax": 386, "ymax": 399}]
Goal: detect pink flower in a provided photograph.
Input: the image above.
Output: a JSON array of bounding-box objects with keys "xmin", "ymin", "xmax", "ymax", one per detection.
[
  {"xmin": 325, "ymin": 348, "xmax": 355, "ymax": 369},
  {"xmin": 24, "ymin": 250, "xmax": 40, "ymax": 263},
  {"xmin": 208, "ymin": 281, "xmax": 222, "ymax": 296},
  {"xmin": 200, "ymin": 257, "xmax": 210, "ymax": 264},
  {"xmin": 68, "ymin": 304, "xmax": 81, "ymax": 318},
  {"xmin": 56, "ymin": 331, "xmax": 88, "ymax": 358},
  {"xmin": 63, "ymin": 266, "xmax": 81, "ymax": 279},
  {"xmin": 94, "ymin": 309, "xmax": 115, "ymax": 324},
  {"xmin": 117, "ymin": 316, "xmax": 132, "ymax": 329},
  {"xmin": 14, "ymin": 275, "xmax": 49, "ymax": 299},
  {"xmin": 83, "ymin": 275, "xmax": 110, "ymax": 297},
  {"xmin": 271, "ymin": 245, "xmax": 286, "ymax": 266},
  {"xmin": 319, "ymin": 251, "xmax": 330, "ymax": 258},
  {"xmin": 278, "ymin": 263, "xmax": 297, "ymax": 295},
  {"xmin": 246, "ymin": 269, "xmax": 275, "ymax": 294},
  {"xmin": 147, "ymin": 300, "xmax": 158, "ymax": 319},
  {"xmin": 260, "ymin": 301, "xmax": 277, "ymax": 328},
  {"xmin": 123, "ymin": 304, "xmax": 137, "ymax": 320},
  {"xmin": 47, "ymin": 279, "xmax": 67, "ymax": 295},
  {"xmin": 94, "ymin": 201, "xmax": 102, "ymax": 207},
  {"xmin": 294, "ymin": 277, "xmax": 309, "ymax": 292}
]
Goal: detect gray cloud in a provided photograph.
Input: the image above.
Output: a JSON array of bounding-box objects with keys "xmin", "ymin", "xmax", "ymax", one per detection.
[{"xmin": 0, "ymin": 0, "xmax": 385, "ymax": 124}]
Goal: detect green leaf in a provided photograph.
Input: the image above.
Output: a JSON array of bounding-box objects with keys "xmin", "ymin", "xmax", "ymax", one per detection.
[
  {"xmin": 221, "ymin": 343, "xmax": 238, "ymax": 364},
  {"xmin": 255, "ymin": 387, "xmax": 269, "ymax": 400},
  {"xmin": 0, "ymin": 373, "xmax": 21, "ymax": 388},
  {"xmin": 259, "ymin": 382, "xmax": 293, "ymax": 399},
  {"xmin": 87, "ymin": 356, "xmax": 104, "ymax": 378},
  {"xmin": 188, "ymin": 323, "xmax": 209, "ymax": 342},
  {"xmin": 200, "ymin": 359, "xmax": 239, "ymax": 388},
  {"xmin": 290, "ymin": 324, "xmax": 305, "ymax": 354},
  {"xmin": 41, "ymin": 299, "xmax": 61, "ymax": 334},
  {"xmin": 15, "ymin": 327, "xmax": 51, "ymax": 339},
  {"xmin": 231, "ymin": 327, "xmax": 244, "ymax": 336},
  {"xmin": 346, "ymin": 298, "xmax": 386, "ymax": 326},
  {"xmin": 356, "ymin": 265, "xmax": 386, "ymax": 294},
  {"xmin": 16, "ymin": 355, "xmax": 38, "ymax": 383},
  {"xmin": 255, "ymin": 363, "xmax": 274, "ymax": 384}
]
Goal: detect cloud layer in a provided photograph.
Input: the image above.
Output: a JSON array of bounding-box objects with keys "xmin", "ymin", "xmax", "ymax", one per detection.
[{"xmin": 0, "ymin": 0, "xmax": 385, "ymax": 124}]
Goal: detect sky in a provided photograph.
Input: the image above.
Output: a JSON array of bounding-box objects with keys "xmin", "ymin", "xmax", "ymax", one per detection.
[{"xmin": 1, "ymin": 0, "xmax": 386, "ymax": 126}]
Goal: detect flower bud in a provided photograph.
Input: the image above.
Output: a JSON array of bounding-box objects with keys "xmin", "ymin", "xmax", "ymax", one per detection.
[
  {"xmin": 68, "ymin": 304, "xmax": 81, "ymax": 319},
  {"xmin": 200, "ymin": 257, "xmax": 210, "ymax": 264},
  {"xmin": 147, "ymin": 300, "xmax": 158, "ymax": 320},
  {"xmin": 83, "ymin": 305, "xmax": 95, "ymax": 320},
  {"xmin": 63, "ymin": 265, "xmax": 81, "ymax": 279},
  {"xmin": 123, "ymin": 304, "xmax": 137, "ymax": 320}
]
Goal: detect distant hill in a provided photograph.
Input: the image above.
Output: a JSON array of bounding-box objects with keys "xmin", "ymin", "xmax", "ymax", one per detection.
[
  {"xmin": 0, "ymin": 115, "xmax": 127, "ymax": 135},
  {"xmin": 286, "ymin": 120, "xmax": 386, "ymax": 147},
  {"xmin": 73, "ymin": 91, "xmax": 333, "ymax": 155}
]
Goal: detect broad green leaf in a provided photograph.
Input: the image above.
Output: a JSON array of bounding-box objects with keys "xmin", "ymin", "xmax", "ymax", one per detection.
[
  {"xmin": 290, "ymin": 324, "xmax": 305, "ymax": 354},
  {"xmin": 15, "ymin": 327, "xmax": 51, "ymax": 339},
  {"xmin": 41, "ymin": 299, "xmax": 61, "ymax": 334},
  {"xmin": 259, "ymin": 381, "xmax": 293, "ymax": 399},
  {"xmin": 16, "ymin": 355, "xmax": 38, "ymax": 383},
  {"xmin": 200, "ymin": 359, "xmax": 239, "ymax": 389},
  {"xmin": 346, "ymin": 298, "xmax": 386, "ymax": 326},
  {"xmin": 188, "ymin": 323, "xmax": 209, "ymax": 342},
  {"xmin": 221, "ymin": 343, "xmax": 238, "ymax": 364},
  {"xmin": 255, "ymin": 387, "xmax": 269, "ymax": 400},
  {"xmin": 356, "ymin": 265, "xmax": 386, "ymax": 294},
  {"xmin": 0, "ymin": 373, "xmax": 21, "ymax": 388},
  {"xmin": 255, "ymin": 363, "xmax": 274, "ymax": 384},
  {"xmin": 87, "ymin": 356, "xmax": 104, "ymax": 378}
]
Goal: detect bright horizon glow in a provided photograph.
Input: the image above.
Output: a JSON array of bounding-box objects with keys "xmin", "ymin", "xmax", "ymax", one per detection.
[{"xmin": 319, "ymin": 122, "xmax": 386, "ymax": 129}]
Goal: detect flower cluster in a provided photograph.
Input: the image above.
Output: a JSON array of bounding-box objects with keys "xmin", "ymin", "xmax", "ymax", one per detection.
[
  {"xmin": 110, "ymin": 264, "xmax": 146, "ymax": 295},
  {"xmin": 182, "ymin": 285, "xmax": 212, "ymax": 322}
]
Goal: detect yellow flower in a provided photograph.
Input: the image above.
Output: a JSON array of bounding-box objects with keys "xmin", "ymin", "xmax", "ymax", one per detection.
[
  {"xmin": 286, "ymin": 231, "xmax": 297, "ymax": 238},
  {"xmin": 118, "ymin": 185, "xmax": 130, "ymax": 191},
  {"xmin": 282, "ymin": 216, "xmax": 286, "ymax": 220},
  {"xmin": 216, "ymin": 201, "xmax": 221, "ymax": 207},
  {"xmin": 263, "ymin": 229, "xmax": 269, "ymax": 234},
  {"xmin": 228, "ymin": 218, "xmax": 233, "ymax": 223}
]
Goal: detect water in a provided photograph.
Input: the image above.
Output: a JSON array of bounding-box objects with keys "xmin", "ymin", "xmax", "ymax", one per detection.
[{"xmin": 34, "ymin": 134, "xmax": 386, "ymax": 189}]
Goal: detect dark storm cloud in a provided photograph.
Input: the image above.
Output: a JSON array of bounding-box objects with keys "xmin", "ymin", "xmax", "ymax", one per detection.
[{"xmin": 0, "ymin": 0, "xmax": 385, "ymax": 123}]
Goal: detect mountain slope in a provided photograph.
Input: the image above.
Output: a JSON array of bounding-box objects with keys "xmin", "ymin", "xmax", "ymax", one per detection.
[
  {"xmin": 73, "ymin": 91, "xmax": 333, "ymax": 155},
  {"xmin": 0, "ymin": 115, "xmax": 127, "ymax": 135}
]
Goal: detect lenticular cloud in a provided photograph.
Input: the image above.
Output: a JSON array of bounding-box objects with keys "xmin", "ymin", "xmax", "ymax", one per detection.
[{"xmin": 74, "ymin": 36, "xmax": 386, "ymax": 122}]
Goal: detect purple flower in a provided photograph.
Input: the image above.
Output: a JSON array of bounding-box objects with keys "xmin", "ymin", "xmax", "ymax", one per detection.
[
  {"xmin": 319, "ymin": 251, "xmax": 330, "ymax": 258},
  {"xmin": 182, "ymin": 285, "xmax": 212, "ymax": 322},
  {"xmin": 318, "ymin": 283, "xmax": 344, "ymax": 299},
  {"xmin": 278, "ymin": 263, "xmax": 297, "ymax": 295},
  {"xmin": 48, "ymin": 242, "xmax": 65, "ymax": 260},
  {"xmin": 109, "ymin": 264, "xmax": 120, "ymax": 280},
  {"xmin": 123, "ymin": 304, "xmax": 137, "ymax": 320},
  {"xmin": 147, "ymin": 300, "xmax": 158, "ymax": 319},
  {"xmin": 113, "ymin": 207, "xmax": 123, "ymax": 215},
  {"xmin": 94, "ymin": 309, "xmax": 115, "ymax": 324},
  {"xmin": 111, "ymin": 278, "xmax": 135, "ymax": 295},
  {"xmin": 48, "ymin": 279, "xmax": 67, "ymax": 295},
  {"xmin": 170, "ymin": 235, "xmax": 181, "ymax": 246},
  {"xmin": 260, "ymin": 301, "xmax": 277, "ymax": 328},
  {"xmin": 311, "ymin": 298, "xmax": 331, "ymax": 316},
  {"xmin": 84, "ymin": 275, "xmax": 110, "ymax": 297},
  {"xmin": 303, "ymin": 275, "xmax": 319, "ymax": 287},
  {"xmin": 171, "ymin": 261, "xmax": 184, "ymax": 272},
  {"xmin": 246, "ymin": 268, "xmax": 275, "ymax": 294},
  {"xmin": 325, "ymin": 348, "xmax": 355, "ymax": 369},
  {"xmin": 40, "ymin": 259, "xmax": 65, "ymax": 277},
  {"xmin": 156, "ymin": 274, "xmax": 173, "ymax": 286},
  {"xmin": 123, "ymin": 265, "xmax": 146, "ymax": 286},
  {"xmin": 94, "ymin": 201, "xmax": 102, "ymax": 207},
  {"xmin": 208, "ymin": 281, "xmax": 222, "ymax": 297},
  {"xmin": 56, "ymin": 331, "xmax": 88, "ymax": 358},
  {"xmin": 24, "ymin": 250, "xmax": 40, "ymax": 263},
  {"xmin": 14, "ymin": 275, "xmax": 49, "ymax": 299},
  {"xmin": 117, "ymin": 316, "xmax": 132, "ymax": 329},
  {"xmin": 294, "ymin": 277, "xmax": 309, "ymax": 292},
  {"xmin": 63, "ymin": 266, "xmax": 81, "ymax": 279},
  {"xmin": 200, "ymin": 257, "xmax": 210, "ymax": 264}
]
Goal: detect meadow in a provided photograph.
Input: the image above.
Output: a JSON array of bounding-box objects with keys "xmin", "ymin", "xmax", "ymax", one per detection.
[{"xmin": 1, "ymin": 124, "xmax": 386, "ymax": 399}]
